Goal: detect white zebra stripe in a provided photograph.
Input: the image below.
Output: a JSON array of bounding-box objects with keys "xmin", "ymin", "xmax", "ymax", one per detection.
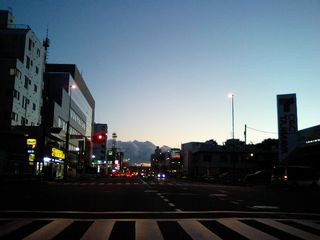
[
  {"xmin": 80, "ymin": 220, "xmax": 114, "ymax": 240},
  {"xmin": 23, "ymin": 219, "xmax": 73, "ymax": 240}
]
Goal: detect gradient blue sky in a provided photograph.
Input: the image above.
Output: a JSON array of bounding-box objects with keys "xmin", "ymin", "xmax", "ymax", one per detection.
[{"xmin": 2, "ymin": 0, "xmax": 319, "ymax": 147}]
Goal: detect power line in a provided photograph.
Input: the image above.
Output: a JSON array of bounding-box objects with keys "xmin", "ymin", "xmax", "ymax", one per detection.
[{"xmin": 246, "ymin": 126, "xmax": 278, "ymax": 135}]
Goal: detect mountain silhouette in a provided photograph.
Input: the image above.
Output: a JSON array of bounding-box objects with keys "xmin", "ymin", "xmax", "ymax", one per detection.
[{"xmin": 107, "ymin": 140, "xmax": 157, "ymax": 164}]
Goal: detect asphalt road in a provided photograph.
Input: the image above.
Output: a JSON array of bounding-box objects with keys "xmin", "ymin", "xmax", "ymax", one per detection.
[
  {"xmin": 1, "ymin": 176, "xmax": 320, "ymax": 214},
  {"xmin": 1, "ymin": 176, "xmax": 320, "ymax": 239}
]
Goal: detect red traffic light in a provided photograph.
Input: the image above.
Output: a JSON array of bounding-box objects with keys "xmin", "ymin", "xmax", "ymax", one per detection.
[{"xmin": 92, "ymin": 134, "xmax": 106, "ymax": 142}]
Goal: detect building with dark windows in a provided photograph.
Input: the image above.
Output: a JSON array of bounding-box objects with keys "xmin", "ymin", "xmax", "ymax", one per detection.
[
  {"xmin": 92, "ymin": 123, "xmax": 108, "ymax": 174},
  {"xmin": 181, "ymin": 139, "xmax": 278, "ymax": 179},
  {"xmin": 0, "ymin": 10, "xmax": 46, "ymax": 175},
  {"xmin": 43, "ymin": 64, "xmax": 95, "ymax": 178}
]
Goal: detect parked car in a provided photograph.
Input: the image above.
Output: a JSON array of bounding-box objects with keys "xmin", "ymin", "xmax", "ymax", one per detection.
[
  {"xmin": 271, "ymin": 165, "xmax": 320, "ymax": 187},
  {"xmin": 244, "ymin": 170, "xmax": 271, "ymax": 185}
]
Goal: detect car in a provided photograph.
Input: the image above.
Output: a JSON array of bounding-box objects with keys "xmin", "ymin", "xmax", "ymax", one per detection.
[
  {"xmin": 157, "ymin": 173, "xmax": 166, "ymax": 180},
  {"xmin": 244, "ymin": 170, "xmax": 271, "ymax": 185},
  {"xmin": 271, "ymin": 165, "xmax": 320, "ymax": 187}
]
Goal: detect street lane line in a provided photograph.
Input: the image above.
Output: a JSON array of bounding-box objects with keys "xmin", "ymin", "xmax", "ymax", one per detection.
[
  {"xmin": 179, "ymin": 219, "xmax": 222, "ymax": 240},
  {"xmin": 219, "ymin": 218, "xmax": 278, "ymax": 240},
  {"xmin": 248, "ymin": 206, "xmax": 280, "ymax": 210},
  {"xmin": 257, "ymin": 219, "xmax": 320, "ymax": 240},
  {"xmin": 209, "ymin": 194, "xmax": 228, "ymax": 197},
  {"xmin": 81, "ymin": 220, "xmax": 114, "ymax": 240},
  {"xmin": 136, "ymin": 219, "xmax": 164, "ymax": 240},
  {"xmin": 0, "ymin": 220, "xmax": 33, "ymax": 238},
  {"xmin": 293, "ymin": 220, "xmax": 320, "ymax": 230},
  {"xmin": 23, "ymin": 219, "xmax": 73, "ymax": 240},
  {"xmin": 218, "ymin": 190, "xmax": 228, "ymax": 194},
  {"xmin": 144, "ymin": 190, "xmax": 158, "ymax": 193}
]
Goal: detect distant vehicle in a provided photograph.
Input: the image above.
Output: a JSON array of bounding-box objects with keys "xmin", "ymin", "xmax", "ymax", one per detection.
[
  {"xmin": 271, "ymin": 165, "xmax": 320, "ymax": 187},
  {"xmin": 157, "ymin": 173, "xmax": 166, "ymax": 180},
  {"xmin": 244, "ymin": 170, "xmax": 271, "ymax": 185}
]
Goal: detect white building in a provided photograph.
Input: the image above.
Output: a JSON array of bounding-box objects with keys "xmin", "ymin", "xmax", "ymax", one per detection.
[{"xmin": 0, "ymin": 10, "xmax": 46, "ymax": 128}]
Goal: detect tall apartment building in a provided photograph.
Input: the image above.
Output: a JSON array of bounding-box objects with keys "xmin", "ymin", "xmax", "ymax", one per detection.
[
  {"xmin": 0, "ymin": 10, "xmax": 46, "ymax": 175},
  {"xmin": 0, "ymin": 10, "xmax": 45, "ymax": 129}
]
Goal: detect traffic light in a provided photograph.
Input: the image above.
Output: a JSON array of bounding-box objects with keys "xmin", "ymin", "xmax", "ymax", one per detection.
[{"xmin": 92, "ymin": 133, "xmax": 106, "ymax": 143}]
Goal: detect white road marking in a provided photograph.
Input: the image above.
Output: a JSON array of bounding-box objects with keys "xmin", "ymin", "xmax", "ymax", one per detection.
[
  {"xmin": 248, "ymin": 206, "xmax": 280, "ymax": 210},
  {"xmin": 257, "ymin": 219, "xmax": 320, "ymax": 240},
  {"xmin": 24, "ymin": 219, "xmax": 73, "ymax": 240},
  {"xmin": 179, "ymin": 219, "xmax": 222, "ymax": 240},
  {"xmin": 0, "ymin": 220, "xmax": 33, "ymax": 238},
  {"xmin": 219, "ymin": 218, "xmax": 278, "ymax": 240},
  {"xmin": 136, "ymin": 220, "xmax": 164, "ymax": 240},
  {"xmin": 209, "ymin": 194, "xmax": 228, "ymax": 197},
  {"xmin": 81, "ymin": 220, "xmax": 114, "ymax": 240}
]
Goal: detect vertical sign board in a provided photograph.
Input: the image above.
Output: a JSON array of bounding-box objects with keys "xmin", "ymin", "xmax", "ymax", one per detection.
[{"xmin": 277, "ymin": 94, "xmax": 298, "ymax": 162}]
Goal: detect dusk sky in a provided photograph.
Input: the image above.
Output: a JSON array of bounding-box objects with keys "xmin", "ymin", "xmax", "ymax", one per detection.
[{"xmin": 1, "ymin": 0, "xmax": 319, "ymax": 148}]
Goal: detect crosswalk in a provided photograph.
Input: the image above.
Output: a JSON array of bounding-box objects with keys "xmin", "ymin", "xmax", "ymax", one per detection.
[{"xmin": 0, "ymin": 218, "xmax": 319, "ymax": 240}]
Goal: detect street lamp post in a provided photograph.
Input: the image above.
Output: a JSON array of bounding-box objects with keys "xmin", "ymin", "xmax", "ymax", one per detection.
[
  {"xmin": 64, "ymin": 84, "xmax": 76, "ymax": 179},
  {"xmin": 228, "ymin": 93, "xmax": 236, "ymax": 182},
  {"xmin": 228, "ymin": 93, "xmax": 235, "ymax": 140}
]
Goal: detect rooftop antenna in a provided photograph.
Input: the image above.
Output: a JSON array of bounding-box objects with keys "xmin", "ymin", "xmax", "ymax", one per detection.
[
  {"xmin": 43, "ymin": 26, "xmax": 50, "ymax": 62},
  {"xmin": 112, "ymin": 132, "xmax": 117, "ymax": 149}
]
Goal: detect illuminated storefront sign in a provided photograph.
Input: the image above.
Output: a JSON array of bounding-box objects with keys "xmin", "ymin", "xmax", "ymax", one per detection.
[
  {"xmin": 27, "ymin": 138, "xmax": 37, "ymax": 145},
  {"xmin": 52, "ymin": 148, "xmax": 65, "ymax": 159}
]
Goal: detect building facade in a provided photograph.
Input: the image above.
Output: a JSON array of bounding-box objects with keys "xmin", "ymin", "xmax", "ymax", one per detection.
[
  {"xmin": 0, "ymin": 10, "xmax": 46, "ymax": 175},
  {"xmin": 43, "ymin": 64, "xmax": 95, "ymax": 178},
  {"xmin": 92, "ymin": 123, "xmax": 108, "ymax": 174}
]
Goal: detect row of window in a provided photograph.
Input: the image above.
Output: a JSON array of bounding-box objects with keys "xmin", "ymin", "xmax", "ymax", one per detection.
[
  {"xmin": 28, "ymin": 38, "xmax": 41, "ymax": 57},
  {"xmin": 70, "ymin": 109, "xmax": 86, "ymax": 130},
  {"xmin": 58, "ymin": 117, "xmax": 82, "ymax": 136},
  {"xmin": 11, "ymin": 111, "xmax": 35, "ymax": 126},
  {"xmin": 12, "ymin": 90, "xmax": 37, "ymax": 111},
  {"xmin": 26, "ymin": 56, "xmax": 40, "ymax": 74},
  {"xmin": 24, "ymin": 76, "xmax": 38, "ymax": 92}
]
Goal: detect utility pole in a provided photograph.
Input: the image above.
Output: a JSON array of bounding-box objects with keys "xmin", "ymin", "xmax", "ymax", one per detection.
[{"xmin": 244, "ymin": 124, "xmax": 247, "ymax": 145}]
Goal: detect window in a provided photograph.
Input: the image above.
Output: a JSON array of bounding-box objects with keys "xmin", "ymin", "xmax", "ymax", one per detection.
[
  {"xmin": 26, "ymin": 56, "xmax": 30, "ymax": 69},
  {"xmin": 11, "ymin": 112, "xmax": 18, "ymax": 121},
  {"xmin": 36, "ymin": 66, "xmax": 39, "ymax": 74},
  {"xmin": 13, "ymin": 89, "xmax": 20, "ymax": 100},
  {"xmin": 28, "ymin": 39, "xmax": 32, "ymax": 50},
  {"xmin": 32, "ymin": 103, "xmax": 36, "ymax": 110},
  {"xmin": 34, "ymin": 84, "xmax": 37, "ymax": 92},
  {"xmin": 24, "ymin": 77, "xmax": 30, "ymax": 89},
  {"xmin": 37, "ymin": 48, "xmax": 40, "ymax": 57},
  {"xmin": 16, "ymin": 69, "xmax": 21, "ymax": 79},
  {"xmin": 22, "ymin": 96, "xmax": 29, "ymax": 109},
  {"xmin": 21, "ymin": 117, "xmax": 25, "ymax": 125}
]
